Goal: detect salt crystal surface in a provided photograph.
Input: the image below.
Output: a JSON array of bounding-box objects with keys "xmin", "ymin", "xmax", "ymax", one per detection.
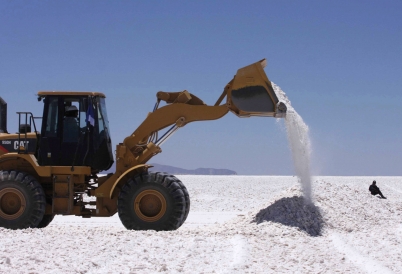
[
  {"xmin": 273, "ymin": 82, "xmax": 313, "ymax": 203},
  {"xmin": 1, "ymin": 176, "xmax": 401, "ymax": 273}
]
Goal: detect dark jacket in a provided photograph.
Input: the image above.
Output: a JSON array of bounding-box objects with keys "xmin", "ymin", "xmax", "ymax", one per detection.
[{"xmin": 369, "ymin": 184, "xmax": 380, "ymax": 194}]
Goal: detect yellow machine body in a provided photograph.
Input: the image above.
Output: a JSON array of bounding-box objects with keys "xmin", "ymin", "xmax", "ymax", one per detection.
[{"xmin": 0, "ymin": 59, "xmax": 286, "ymax": 230}]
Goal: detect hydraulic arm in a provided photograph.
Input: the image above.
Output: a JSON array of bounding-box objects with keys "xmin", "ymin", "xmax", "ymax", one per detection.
[
  {"xmin": 117, "ymin": 58, "xmax": 286, "ymax": 173},
  {"xmin": 95, "ymin": 58, "xmax": 287, "ymax": 201}
]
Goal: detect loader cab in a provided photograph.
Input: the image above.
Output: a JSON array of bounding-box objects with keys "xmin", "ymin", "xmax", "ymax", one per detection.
[{"xmin": 37, "ymin": 92, "xmax": 114, "ymax": 172}]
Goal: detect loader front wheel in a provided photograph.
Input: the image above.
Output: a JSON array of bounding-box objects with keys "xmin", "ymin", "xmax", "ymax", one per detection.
[
  {"xmin": 118, "ymin": 172, "xmax": 187, "ymax": 231},
  {"xmin": 0, "ymin": 170, "xmax": 46, "ymax": 229},
  {"xmin": 134, "ymin": 189, "xmax": 167, "ymax": 222}
]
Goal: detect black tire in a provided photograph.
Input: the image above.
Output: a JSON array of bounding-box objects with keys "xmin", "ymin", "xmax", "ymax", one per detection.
[
  {"xmin": 166, "ymin": 175, "xmax": 190, "ymax": 223},
  {"xmin": 118, "ymin": 171, "xmax": 189, "ymax": 231},
  {"xmin": 0, "ymin": 170, "xmax": 46, "ymax": 229},
  {"xmin": 37, "ymin": 214, "xmax": 55, "ymax": 228}
]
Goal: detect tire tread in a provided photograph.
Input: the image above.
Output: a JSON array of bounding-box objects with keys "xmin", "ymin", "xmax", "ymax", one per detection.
[
  {"xmin": 118, "ymin": 171, "xmax": 189, "ymax": 231},
  {"xmin": 0, "ymin": 170, "xmax": 46, "ymax": 229}
]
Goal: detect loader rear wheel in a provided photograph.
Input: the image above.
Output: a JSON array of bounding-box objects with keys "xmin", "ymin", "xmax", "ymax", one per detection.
[
  {"xmin": 0, "ymin": 170, "xmax": 46, "ymax": 229},
  {"xmin": 118, "ymin": 172, "xmax": 188, "ymax": 231},
  {"xmin": 37, "ymin": 214, "xmax": 55, "ymax": 228}
]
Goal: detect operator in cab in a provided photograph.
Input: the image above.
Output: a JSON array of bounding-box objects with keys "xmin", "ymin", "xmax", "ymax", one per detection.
[{"xmin": 63, "ymin": 105, "xmax": 79, "ymax": 143}]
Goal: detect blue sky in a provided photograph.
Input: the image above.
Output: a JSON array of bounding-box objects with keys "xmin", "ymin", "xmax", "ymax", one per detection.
[{"xmin": 0, "ymin": 0, "xmax": 401, "ymax": 175}]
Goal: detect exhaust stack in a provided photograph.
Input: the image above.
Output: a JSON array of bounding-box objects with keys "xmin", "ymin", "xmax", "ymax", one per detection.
[{"xmin": 0, "ymin": 97, "xmax": 7, "ymax": 133}]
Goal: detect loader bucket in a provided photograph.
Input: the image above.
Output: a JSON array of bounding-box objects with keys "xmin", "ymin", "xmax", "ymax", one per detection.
[{"xmin": 227, "ymin": 59, "xmax": 286, "ymax": 118}]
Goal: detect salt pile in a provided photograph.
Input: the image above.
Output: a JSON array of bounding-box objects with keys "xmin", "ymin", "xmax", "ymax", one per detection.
[
  {"xmin": 273, "ymin": 82, "xmax": 313, "ymax": 203},
  {"xmin": 254, "ymin": 193, "xmax": 323, "ymax": 236}
]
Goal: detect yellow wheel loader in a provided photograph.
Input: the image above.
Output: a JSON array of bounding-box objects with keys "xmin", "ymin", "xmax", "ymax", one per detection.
[{"xmin": 0, "ymin": 59, "xmax": 286, "ymax": 230}]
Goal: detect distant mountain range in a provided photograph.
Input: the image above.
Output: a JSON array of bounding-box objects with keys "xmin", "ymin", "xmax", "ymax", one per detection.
[{"xmin": 149, "ymin": 163, "xmax": 237, "ymax": 175}]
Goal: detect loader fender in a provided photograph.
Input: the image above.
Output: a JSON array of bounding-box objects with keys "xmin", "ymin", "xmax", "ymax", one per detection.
[
  {"xmin": 109, "ymin": 164, "xmax": 151, "ymax": 199},
  {"xmin": 0, "ymin": 153, "xmax": 90, "ymax": 178},
  {"xmin": 0, "ymin": 153, "xmax": 50, "ymax": 178}
]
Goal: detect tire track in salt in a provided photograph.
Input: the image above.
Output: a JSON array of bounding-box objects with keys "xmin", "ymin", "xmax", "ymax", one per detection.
[
  {"xmin": 397, "ymin": 225, "xmax": 402, "ymax": 241},
  {"xmin": 330, "ymin": 233, "xmax": 394, "ymax": 274},
  {"xmin": 228, "ymin": 234, "xmax": 249, "ymax": 272}
]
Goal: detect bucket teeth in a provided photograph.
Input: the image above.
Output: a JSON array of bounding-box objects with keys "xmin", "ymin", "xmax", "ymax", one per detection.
[{"xmin": 275, "ymin": 102, "xmax": 287, "ymax": 118}]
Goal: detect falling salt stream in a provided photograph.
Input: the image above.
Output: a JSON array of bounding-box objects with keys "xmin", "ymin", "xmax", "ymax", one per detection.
[{"xmin": 273, "ymin": 82, "xmax": 313, "ymax": 203}]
